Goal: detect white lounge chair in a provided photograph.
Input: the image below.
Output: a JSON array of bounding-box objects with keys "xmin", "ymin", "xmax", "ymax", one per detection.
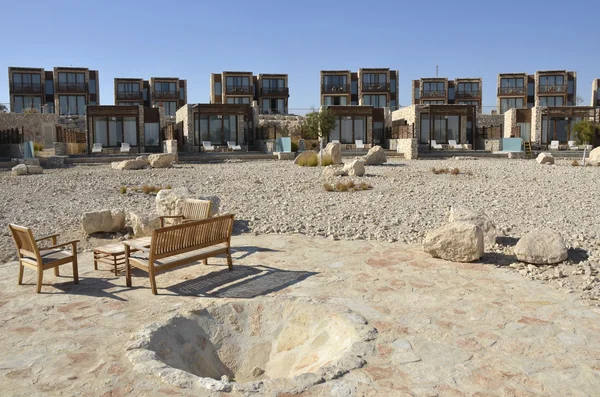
[
  {"xmin": 549, "ymin": 140, "xmax": 559, "ymax": 150},
  {"xmin": 92, "ymin": 143, "xmax": 102, "ymax": 154},
  {"xmin": 448, "ymin": 140, "xmax": 462, "ymax": 150},
  {"xmin": 355, "ymin": 140, "xmax": 365, "ymax": 149},
  {"xmin": 120, "ymin": 143, "xmax": 131, "ymax": 153},
  {"xmin": 430, "ymin": 140, "xmax": 443, "ymax": 150},
  {"xmin": 568, "ymin": 141, "xmax": 578, "ymax": 151},
  {"xmin": 202, "ymin": 141, "xmax": 215, "ymax": 152},
  {"xmin": 227, "ymin": 141, "xmax": 242, "ymax": 151}
]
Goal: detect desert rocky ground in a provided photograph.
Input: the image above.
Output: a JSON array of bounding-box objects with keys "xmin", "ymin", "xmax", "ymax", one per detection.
[{"xmin": 1, "ymin": 157, "xmax": 599, "ymax": 303}]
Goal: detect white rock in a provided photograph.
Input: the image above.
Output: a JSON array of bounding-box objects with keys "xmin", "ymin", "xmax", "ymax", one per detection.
[
  {"xmin": 322, "ymin": 165, "xmax": 346, "ymax": 178},
  {"xmin": 82, "ymin": 209, "xmax": 126, "ymax": 234},
  {"xmin": 588, "ymin": 147, "xmax": 600, "ymax": 165},
  {"xmin": 363, "ymin": 145, "xmax": 387, "ymax": 165},
  {"xmin": 514, "ymin": 228, "xmax": 568, "ymax": 265},
  {"xmin": 155, "ymin": 188, "xmax": 191, "ymax": 216},
  {"xmin": 449, "ymin": 206, "xmax": 496, "ymax": 247},
  {"xmin": 423, "ymin": 222, "xmax": 484, "ymax": 262},
  {"xmin": 342, "ymin": 160, "xmax": 365, "ymax": 177},
  {"xmin": 26, "ymin": 165, "xmax": 43, "ymax": 174},
  {"xmin": 11, "ymin": 164, "xmax": 28, "ymax": 176},
  {"xmin": 536, "ymin": 152, "xmax": 554, "ymax": 165},
  {"xmin": 319, "ymin": 142, "xmax": 342, "ymax": 165},
  {"xmin": 111, "ymin": 159, "xmax": 147, "ymax": 170},
  {"xmin": 129, "ymin": 212, "xmax": 160, "ymax": 236},
  {"xmin": 148, "ymin": 153, "xmax": 176, "ymax": 168}
]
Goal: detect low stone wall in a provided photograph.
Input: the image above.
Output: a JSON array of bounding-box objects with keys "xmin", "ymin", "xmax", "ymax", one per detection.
[
  {"xmin": 54, "ymin": 142, "xmax": 86, "ymax": 155},
  {"xmin": 395, "ymin": 138, "xmax": 418, "ymax": 159},
  {"xmin": 484, "ymin": 139, "xmax": 502, "ymax": 152},
  {"xmin": 0, "ymin": 113, "xmax": 58, "ymax": 142},
  {"xmin": 255, "ymin": 139, "xmax": 277, "ymax": 153},
  {"xmin": 39, "ymin": 156, "xmax": 66, "ymax": 168}
]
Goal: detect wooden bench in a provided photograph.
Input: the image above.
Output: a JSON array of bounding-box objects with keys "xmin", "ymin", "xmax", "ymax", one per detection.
[{"xmin": 123, "ymin": 214, "xmax": 235, "ymax": 295}]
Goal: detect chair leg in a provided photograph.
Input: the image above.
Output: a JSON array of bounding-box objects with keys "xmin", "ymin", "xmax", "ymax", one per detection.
[
  {"xmin": 54, "ymin": 266, "xmax": 60, "ymax": 277},
  {"xmin": 226, "ymin": 249, "xmax": 233, "ymax": 271},
  {"xmin": 17, "ymin": 261, "xmax": 24, "ymax": 285},
  {"xmin": 125, "ymin": 258, "xmax": 132, "ymax": 287},
  {"xmin": 148, "ymin": 264, "xmax": 158, "ymax": 295},
  {"xmin": 72, "ymin": 256, "xmax": 79, "ymax": 284},
  {"xmin": 36, "ymin": 267, "xmax": 43, "ymax": 293},
  {"xmin": 203, "ymin": 258, "xmax": 208, "ymax": 266}
]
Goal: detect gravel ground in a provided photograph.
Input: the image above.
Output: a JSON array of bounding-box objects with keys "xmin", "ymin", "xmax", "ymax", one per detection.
[{"xmin": 1, "ymin": 157, "xmax": 599, "ymax": 302}]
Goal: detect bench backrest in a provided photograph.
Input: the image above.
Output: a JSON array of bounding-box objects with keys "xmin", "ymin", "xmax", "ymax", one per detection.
[{"xmin": 150, "ymin": 214, "xmax": 234, "ymax": 260}]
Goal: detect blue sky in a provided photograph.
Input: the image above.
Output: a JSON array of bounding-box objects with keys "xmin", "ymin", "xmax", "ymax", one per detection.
[{"xmin": 1, "ymin": 0, "xmax": 599, "ymax": 113}]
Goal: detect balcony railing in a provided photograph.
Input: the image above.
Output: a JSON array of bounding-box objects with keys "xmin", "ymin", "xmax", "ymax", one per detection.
[
  {"xmin": 455, "ymin": 90, "xmax": 482, "ymax": 99},
  {"xmin": 538, "ymin": 84, "xmax": 567, "ymax": 94},
  {"xmin": 498, "ymin": 87, "xmax": 526, "ymax": 95},
  {"xmin": 225, "ymin": 85, "xmax": 253, "ymax": 95},
  {"xmin": 422, "ymin": 90, "xmax": 446, "ymax": 98},
  {"xmin": 116, "ymin": 91, "xmax": 143, "ymax": 100},
  {"xmin": 361, "ymin": 82, "xmax": 389, "ymax": 92},
  {"xmin": 260, "ymin": 87, "xmax": 289, "ymax": 96},
  {"xmin": 11, "ymin": 83, "xmax": 43, "ymax": 94},
  {"xmin": 153, "ymin": 90, "xmax": 178, "ymax": 99},
  {"xmin": 321, "ymin": 84, "xmax": 350, "ymax": 93},
  {"xmin": 259, "ymin": 108, "xmax": 287, "ymax": 115},
  {"xmin": 57, "ymin": 82, "xmax": 87, "ymax": 92}
]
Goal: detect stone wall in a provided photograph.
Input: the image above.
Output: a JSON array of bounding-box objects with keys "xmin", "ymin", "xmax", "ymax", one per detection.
[
  {"xmin": 395, "ymin": 138, "xmax": 418, "ymax": 159},
  {"xmin": 0, "ymin": 113, "xmax": 59, "ymax": 142},
  {"xmin": 476, "ymin": 114, "xmax": 504, "ymax": 128},
  {"xmin": 138, "ymin": 105, "xmax": 145, "ymax": 153},
  {"xmin": 392, "ymin": 105, "xmax": 419, "ymax": 142},
  {"xmin": 484, "ymin": 139, "xmax": 502, "ymax": 151},
  {"xmin": 257, "ymin": 114, "xmax": 304, "ymax": 143},
  {"xmin": 57, "ymin": 115, "xmax": 86, "ymax": 133},
  {"xmin": 530, "ymin": 106, "xmax": 542, "ymax": 145},
  {"xmin": 175, "ymin": 104, "xmax": 192, "ymax": 150},
  {"xmin": 592, "ymin": 79, "xmax": 598, "ymax": 106},
  {"xmin": 503, "ymin": 108, "xmax": 517, "ymax": 138}
]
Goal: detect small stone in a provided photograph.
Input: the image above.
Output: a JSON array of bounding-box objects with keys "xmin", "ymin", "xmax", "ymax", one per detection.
[{"xmin": 251, "ymin": 367, "xmax": 264, "ymax": 377}]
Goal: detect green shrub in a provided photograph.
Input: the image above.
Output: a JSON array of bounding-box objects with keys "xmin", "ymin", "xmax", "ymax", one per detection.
[
  {"xmin": 305, "ymin": 153, "xmax": 319, "ymax": 167},
  {"xmin": 571, "ymin": 160, "xmax": 579, "ymax": 167},
  {"xmin": 166, "ymin": 184, "xmax": 172, "ymax": 190},
  {"xmin": 33, "ymin": 142, "xmax": 44, "ymax": 153},
  {"xmin": 119, "ymin": 186, "xmax": 127, "ymax": 194},
  {"xmin": 291, "ymin": 142, "xmax": 299, "ymax": 152},
  {"xmin": 320, "ymin": 155, "xmax": 333, "ymax": 166},
  {"xmin": 335, "ymin": 182, "xmax": 348, "ymax": 192}
]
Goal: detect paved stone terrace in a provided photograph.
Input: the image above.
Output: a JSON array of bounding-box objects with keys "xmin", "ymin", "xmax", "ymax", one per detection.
[{"xmin": 0, "ymin": 234, "xmax": 599, "ymax": 396}]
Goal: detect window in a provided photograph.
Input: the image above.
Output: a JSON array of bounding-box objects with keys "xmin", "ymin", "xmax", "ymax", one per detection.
[
  {"xmin": 226, "ymin": 97, "xmax": 251, "ymax": 105},
  {"xmin": 568, "ymin": 81, "xmax": 574, "ymax": 95},
  {"xmin": 351, "ymin": 100, "xmax": 358, "ymax": 106},
  {"xmin": 194, "ymin": 114, "xmax": 238, "ymax": 145},
  {"xmin": 539, "ymin": 75, "xmax": 564, "ymax": 89},
  {"xmin": 118, "ymin": 102, "xmax": 141, "ymax": 106},
  {"xmin": 448, "ymin": 88, "xmax": 454, "ymax": 101},
  {"xmin": 143, "ymin": 88, "xmax": 148, "ymax": 101},
  {"xmin": 45, "ymin": 80, "xmax": 53, "ymax": 95},
  {"xmin": 351, "ymin": 81, "xmax": 358, "ymax": 95},
  {"xmin": 214, "ymin": 82, "xmax": 222, "ymax": 96},
  {"xmin": 145, "ymin": 123, "xmax": 160, "ymax": 146},
  {"xmin": 528, "ymin": 83, "xmax": 534, "ymax": 96},
  {"xmin": 261, "ymin": 98, "xmax": 285, "ymax": 114},
  {"xmin": 423, "ymin": 100, "xmax": 444, "ymax": 105},
  {"xmin": 363, "ymin": 94, "xmax": 387, "ymax": 108},
  {"xmin": 457, "ymin": 100, "xmax": 479, "ymax": 106},
  {"xmin": 58, "ymin": 72, "xmax": 85, "ymax": 90},
  {"xmin": 45, "ymin": 102, "xmax": 54, "ymax": 114},
  {"xmin": 12, "ymin": 73, "xmax": 42, "ymax": 91},
  {"xmin": 539, "ymin": 96, "xmax": 564, "ymax": 107},
  {"xmin": 390, "ymin": 79, "xmax": 396, "ymax": 93},
  {"xmin": 89, "ymin": 101, "xmax": 96, "ymax": 106},
  {"xmin": 456, "ymin": 82, "xmax": 479, "ymax": 97},
  {"xmin": 329, "ymin": 116, "xmax": 368, "ymax": 144},
  {"xmin": 324, "ymin": 96, "xmax": 347, "ymax": 106},
  {"xmin": 500, "ymin": 78, "xmax": 525, "ymax": 94},
  {"xmin": 58, "ymin": 95, "xmax": 86, "ymax": 115},
  {"xmin": 226, "ymin": 76, "xmax": 250, "ymax": 87},
  {"xmin": 13, "ymin": 96, "xmax": 42, "ymax": 113},
  {"xmin": 500, "ymin": 97, "xmax": 524, "ymax": 113},
  {"xmin": 362, "ymin": 73, "xmax": 387, "ymax": 86},
  {"xmin": 390, "ymin": 100, "xmax": 396, "ymax": 110},
  {"xmin": 415, "ymin": 87, "xmax": 420, "ymax": 100},
  {"xmin": 89, "ymin": 79, "xmax": 96, "ymax": 94},
  {"xmin": 323, "ymin": 75, "xmax": 347, "ymax": 90},
  {"xmin": 93, "ymin": 116, "xmax": 138, "ymax": 146},
  {"xmin": 159, "ymin": 101, "xmax": 177, "ymax": 116},
  {"xmin": 179, "ymin": 87, "xmax": 185, "ymax": 100},
  {"xmin": 117, "ymin": 83, "xmax": 140, "ymax": 93},
  {"xmin": 419, "ymin": 114, "xmax": 461, "ymax": 144}
]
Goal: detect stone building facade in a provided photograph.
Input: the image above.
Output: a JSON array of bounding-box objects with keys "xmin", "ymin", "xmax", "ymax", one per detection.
[
  {"xmin": 412, "ymin": 77, "xmax": 483, "ymax": 112},
  {"xmin": 591, "ymin": 79, "xmax": 600, "ymax": 107}
]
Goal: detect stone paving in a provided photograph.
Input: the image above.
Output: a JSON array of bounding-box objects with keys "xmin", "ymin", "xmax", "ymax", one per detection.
[{"xmin": 0, "ymin": 234, "xmax": 599, "ymax": 396}]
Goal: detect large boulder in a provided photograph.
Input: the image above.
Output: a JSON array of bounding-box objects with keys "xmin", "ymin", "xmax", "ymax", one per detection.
[
  {"xmin": 155, "ymin": 187, "xmax": 191, "ymax": 216},
  {"xmin": 322, "ymin": 165, "xmax": 346, "ymax": 178},
  {"xmin": 588, "ymin": 147, "xmax": 600, "ymax": 165},
  {"xmin": 148, "ymin": 153, "xmax": 176, "ymax": 168},
  {"xmin": 318, "ymin": 142, "xmax": 342, "ymax": 164},
  {"xmin": 82, "ymin": 209, "xmax": 126, "ymax": 234},
  {"xmin": 423, "ymin": 222, "xmax": 484, "ymax": 262},
  {"xmin": 449, "ymin": 206, "xmax": 496, "ymax": 248},
  {"xmin": 111, "ymin": 159, "xmax": 147, "ymax": 170},
  {"xmin": 26, "ymin": 165, "xmax": 43, "ymax": 174},
  {"xmin": 536, "ymin": 152, "xmax": 554, "ymax": 165},
  {"xmin": 294, "ymin": 150, "xmax": 317, "ymax": 165},
  {"xmin": 129, "ymin": 212, "xmax": 161, "ymax": 237},
  {"xmin": 342, "ymin": 160, "xmax": 365, "ymax": 177},
  {"xmin": 363, "ymin": 145, "xmax": 387, "ymax": 165},
  {"xmin": 514, "ymin": 228, "xmax": 568, "ymax": 265},
  {"xmin": 11, "ymin": 164, "xmax": 28, "ymax": 176}
]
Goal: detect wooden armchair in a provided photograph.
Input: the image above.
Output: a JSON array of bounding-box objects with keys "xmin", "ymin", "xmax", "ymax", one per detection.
[
  {"xmin": 158, "ymin": 199, "xmax": 212, "ymax": 227},
  {"xmin": 8, "ymin": 224, "xmax": 79, "ymax": 293}
]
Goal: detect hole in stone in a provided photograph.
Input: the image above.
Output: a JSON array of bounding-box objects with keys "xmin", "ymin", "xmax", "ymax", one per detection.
[{"xmin": 142, "ymin": 299, "xmax": 370, "ymax": 386}]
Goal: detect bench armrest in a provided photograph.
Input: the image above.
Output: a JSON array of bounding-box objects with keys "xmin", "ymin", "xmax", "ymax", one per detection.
[
  {"xmin": 123, "ymin": 241, "xmax": 151, "ymax": 253},
  {"xmin": 36, "ymin": 234, "xmax": 59, "ymax": 243},
  {"xmin": 39, "ymin": 240, "xmax": 79, "ymax": 251}
]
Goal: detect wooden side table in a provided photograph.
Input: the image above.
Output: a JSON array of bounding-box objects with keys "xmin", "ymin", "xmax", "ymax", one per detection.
[{"xmin": 93, "ymin": 237, "xmax": 151, "ymax": 275}]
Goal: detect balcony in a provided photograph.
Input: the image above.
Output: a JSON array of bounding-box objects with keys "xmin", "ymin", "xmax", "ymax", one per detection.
[
  {"xmin": 455, "ymin": 90, "xmax": 482, "ymax": 99},
  {"xmin": 153, "ymin": 90, "xmax": 178, "ymax": 100},
  {"xmin": 321, "ymin": 84, "xmax": 350, "ymax": 93},
  {"xmin": 11, "ymin": 83, "xmax": 43, "ymax": 94},
  {"xmin": 259, "ymin": 108, "xmax": 286, "ymax": 115},
  {"xmin": 57, "ymin": 82, "xmax": 87, "ymax": 92},
  {"xmin": 361, "ymin": 82, "xmax": 389, "ymax": 92},
  {"xmin": 116, "ymin": 91, "xmax": 143, "ymax": 100},
  {"xmin": 498, "ymin": 87, "xmax": 526, "ymax": 95},
  {"xmin": 538, "ymin": 84, "xmax": 567, "ymax": 94},
  {"xmin": 260, "ymin": 87, "xmax": 289, "ymax": 96},
  {"xmin": 225, "ymin": 85, "xmax": 253, "ymax": 95},
  {"xmin": 422, "ymin": 90, "xmax": 446, "ymax": 98}
]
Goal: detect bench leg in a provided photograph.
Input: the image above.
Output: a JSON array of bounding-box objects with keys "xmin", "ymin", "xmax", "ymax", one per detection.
[
  {"xmin": 125, "ymin": 258, "xmax": 132, "ymax": 287},
  {"xmin": 18, "ymin": 261, "xmax": 24, "ymax": 285},
  {"xmin": 203, "ymin": 258, "xmax": 208, "ymax": 266},
  {"xmin": 54, "ymin": 266, "xmax": 60, "ymax": 277},
  {"xmin": 226, "ymin": 249, "xmax": 233, "ymax": 271},
  {"xmin": 36, "ymin": 267, "xmax": 43, "ymax": 293},
  {"xmin": 93, "ymin": 253, "xmax": 98, "ymax": 270},
  {"xmin": 72, "ymin": 255, "xmax": 79, "ymax": 284},
  {"xmin": 148, "ymin": 264, "xmax": 158, "ymax": 295},
  {"xmin": 114, "ymin": 256, "xmax": 119, "ymax": 276}
]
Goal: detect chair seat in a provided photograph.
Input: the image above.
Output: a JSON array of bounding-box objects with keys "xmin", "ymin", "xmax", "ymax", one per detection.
[
  {"xmin": 23, "ymin": 249, "xmax": 73, "ymax": 265},
  {"xmin": 130, "ymin": 243, "xmax": 228, "ymax": 268}
]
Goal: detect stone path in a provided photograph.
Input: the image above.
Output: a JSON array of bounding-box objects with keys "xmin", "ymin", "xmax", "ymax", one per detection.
[{"xmin": 0, "ymin": 234, "xmax": 599, "ymax": 396}]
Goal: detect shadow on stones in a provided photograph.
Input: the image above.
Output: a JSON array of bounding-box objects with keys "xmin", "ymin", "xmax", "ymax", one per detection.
[
  {"xmin": 378, "ymin": 163, "xmax": 407, "ymax": 168},
  {"xmin": 233, "ymin": 219, "xmax": 251, "ymax": 235},
  {"xmin": 166, "ymin": 265, "xmax": 317, "ymax": 298},
  {"xmin": 568, "ymin": 248, "xmax": 588, "ymax": 264},
  {"xmin": 49, "ymin": 277, "xmax": 131, "ymax": 301},
  {"xmin": 496, "ymin": 236, "xmax": 519, "ymax": 247},
  {"xmin": 478, "ymin": 252, "xmax": 516, "ymax": 267}
]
